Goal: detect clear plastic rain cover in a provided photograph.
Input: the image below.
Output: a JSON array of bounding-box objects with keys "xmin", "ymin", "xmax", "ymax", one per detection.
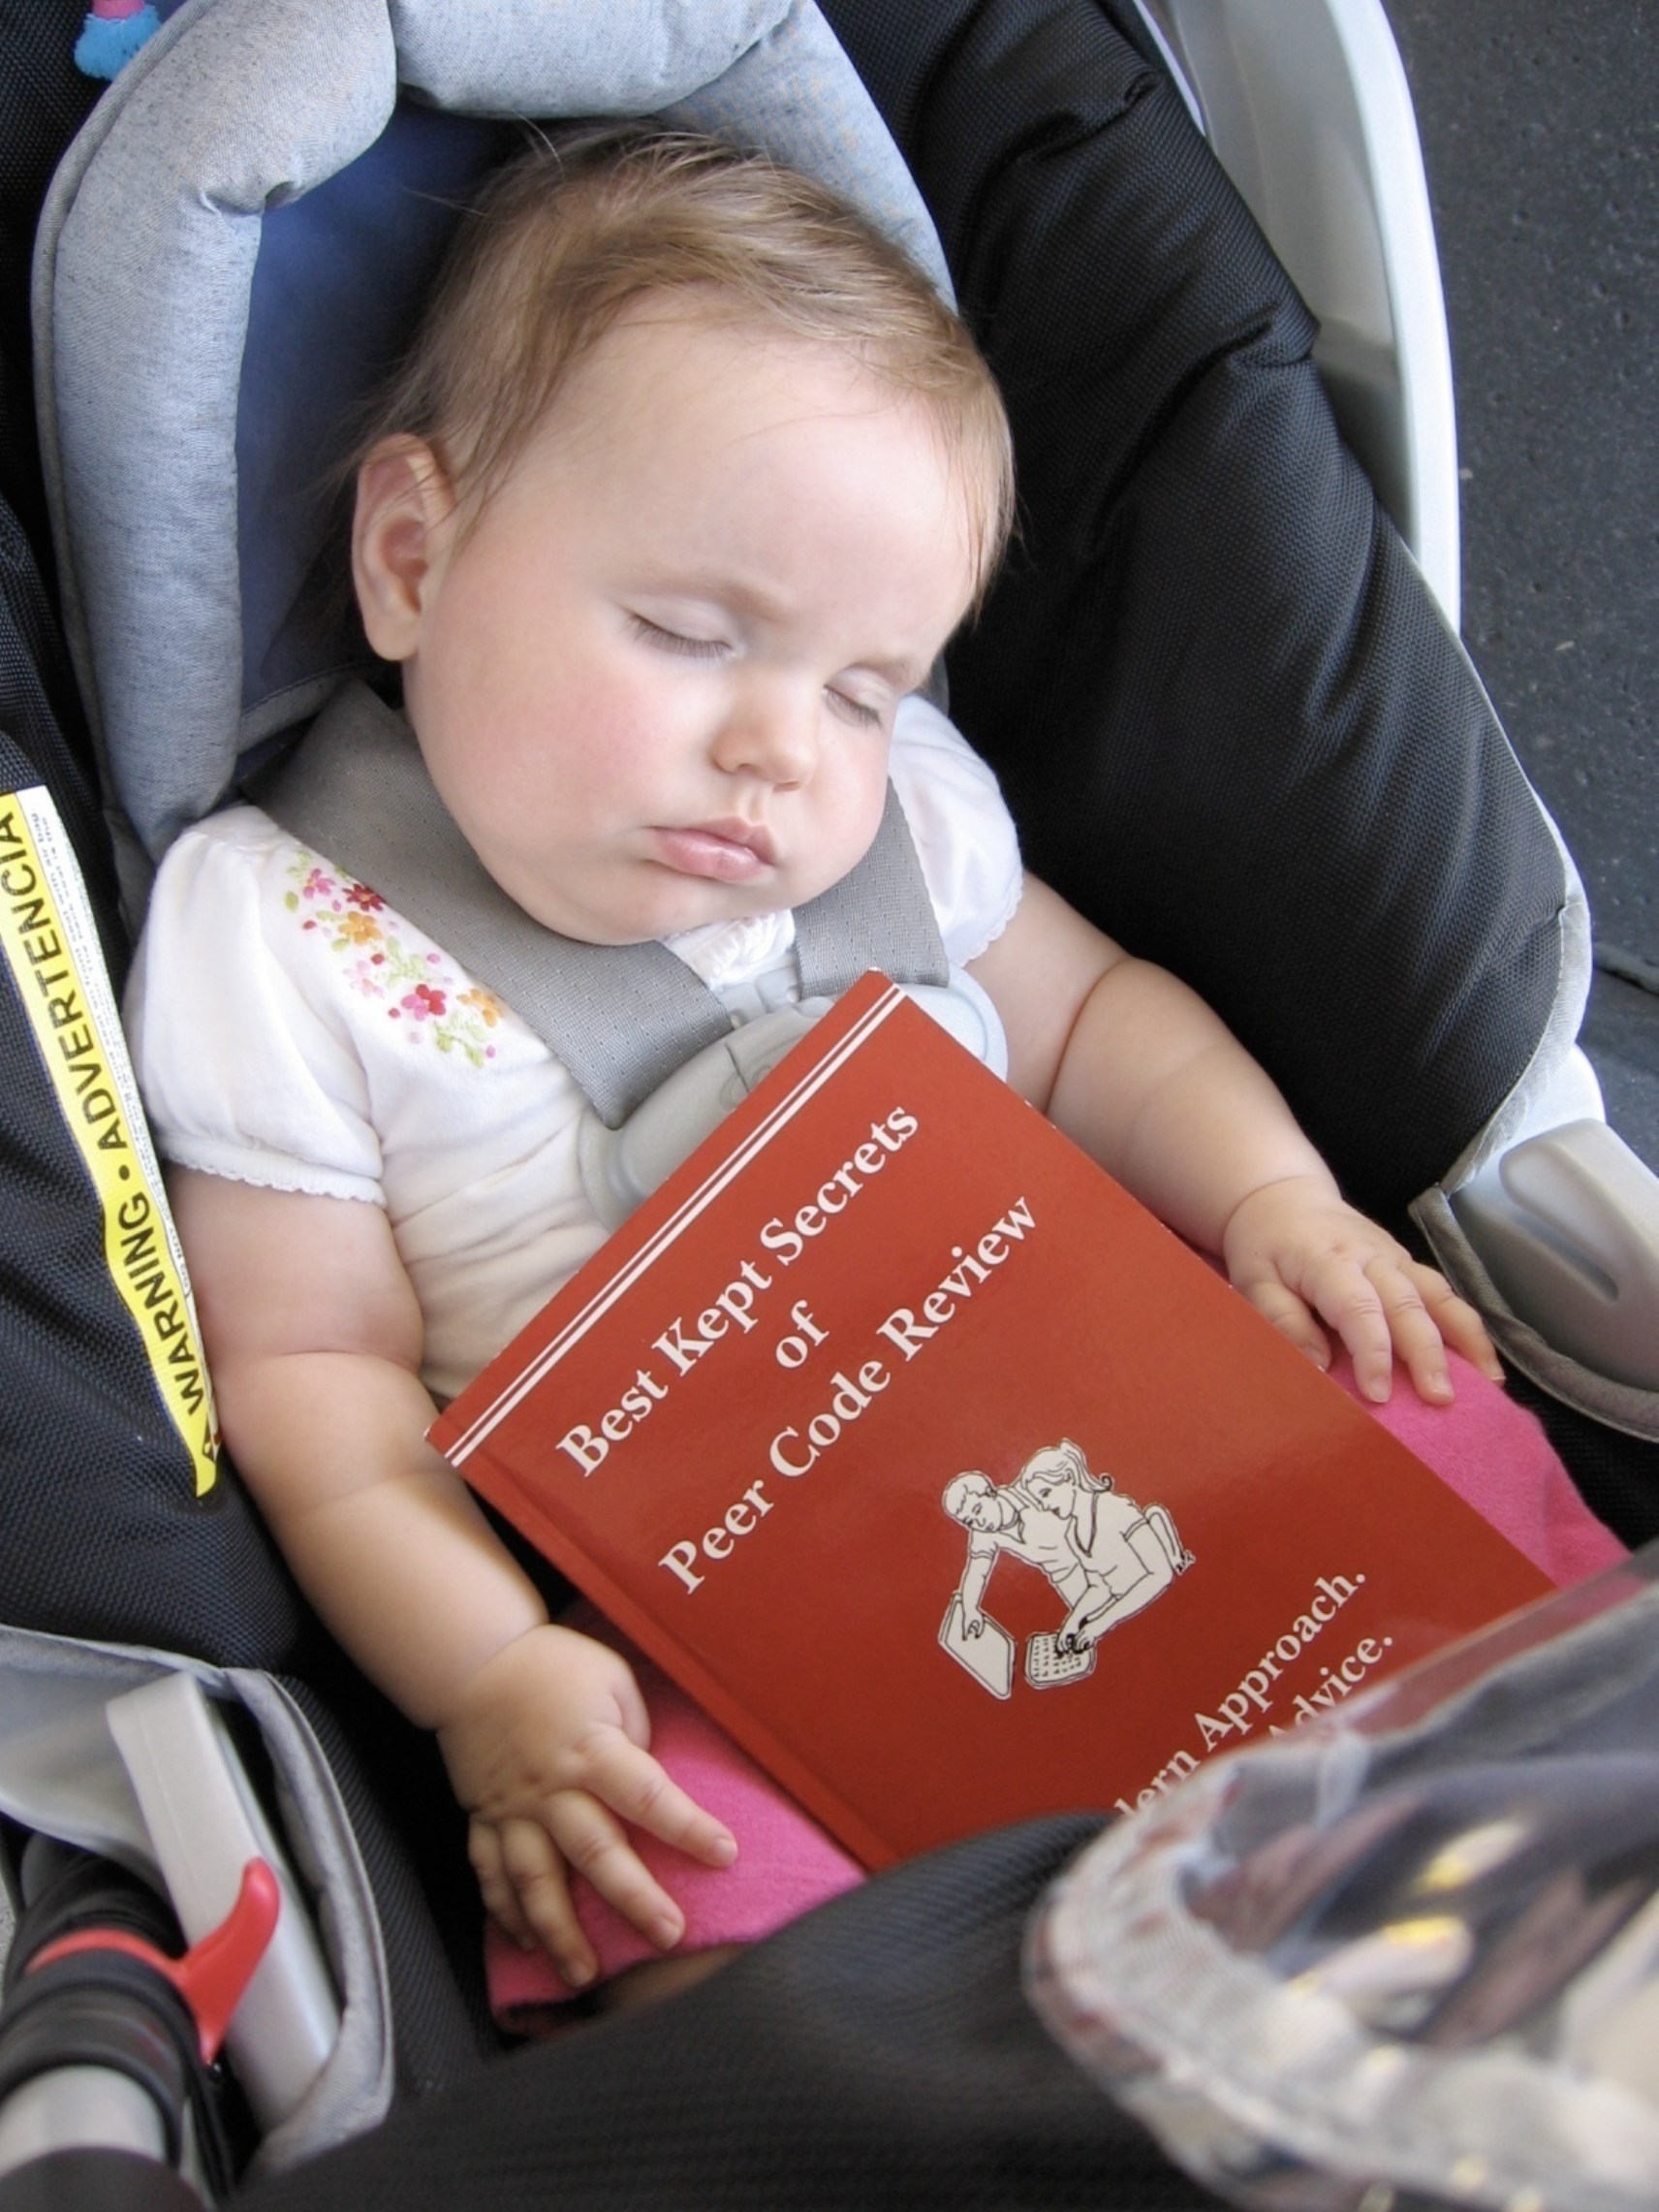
[{"xmin": 1027, "ymin": 1548, "xmax": 1659, "ymax": 2212}]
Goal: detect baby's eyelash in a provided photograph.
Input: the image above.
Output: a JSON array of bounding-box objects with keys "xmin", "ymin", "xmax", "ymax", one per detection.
[
  {"xmin": 630, "ymin": 616, "xmax": 884, "ymax": 726},
  {"xmin": 826, "ymin": 689, "xmax": 884, "ymax": 729},
  {"xmin": 629, "ymin": 615, "xmax": 728, "ymax": 660}
]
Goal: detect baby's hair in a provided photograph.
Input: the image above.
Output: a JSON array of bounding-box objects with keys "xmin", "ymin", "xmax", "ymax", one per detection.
[{"xmin": 354, "ymin": 124, "xmax": 1015, "ymax": 608}]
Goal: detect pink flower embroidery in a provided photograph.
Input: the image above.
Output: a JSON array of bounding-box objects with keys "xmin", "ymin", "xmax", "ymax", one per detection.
[{"xmin": 287, "ymin": 846, "xmax": 496, "ymax": 1067}]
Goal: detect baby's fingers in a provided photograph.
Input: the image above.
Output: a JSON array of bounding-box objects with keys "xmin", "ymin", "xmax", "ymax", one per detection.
[
  {"xmin": 1315, "ymin": 1256, "xmax": 1472, "ymax": 1406},
  {"xmin": 546, "ymin": 1784, "xmax": 689, "ymax": 1956},
  {"xmin": 583, "ymin": 1732, "xmax": 738, "ymax": 1873},
  {"xmin": 468, "ymin": 1816, "xmax": 531, "ymax": 1947},
  {"xmin": 1367, "ymin": 1263, "xmax": 1456, "ymax": 1404},
  {"xmin": 583, "ymin": 1734, "xmax": 738, "ymax": 1876},
  {"xmin": 1414, "ymin": 1265, "xmax": 1505, "ymax": 1383},
  {"xmin": 471, "ymin": 1814, "xmax": 597, "ymax": 1989},
  {"xmin": 1236, "ymin": 1268, "xmax": 1332, "ymax": 1372},
  {"xmin": 1297, "ymin": 1253, "xmax": 1402, "ymax": 1403}
]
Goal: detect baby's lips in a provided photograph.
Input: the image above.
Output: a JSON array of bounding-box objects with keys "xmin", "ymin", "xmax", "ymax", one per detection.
[{"xmin": 649, "ymin": 822, "xmax": 776, "ymax": 882}]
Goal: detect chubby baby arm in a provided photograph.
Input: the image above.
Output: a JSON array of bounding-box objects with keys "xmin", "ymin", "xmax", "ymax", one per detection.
[
  {"xmin": 167, "ymin": 1171, "xmax": 735, "ymax": 1986},
  {"xmin": 969, "ymin": 880, "xmax": 1500, "ymax": 1403}
]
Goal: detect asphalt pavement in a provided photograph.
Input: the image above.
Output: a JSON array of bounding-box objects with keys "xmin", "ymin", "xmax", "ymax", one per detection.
[{"xmin": 1383, "ymin": 0, "xmax": 1656, "ymax": 1168}]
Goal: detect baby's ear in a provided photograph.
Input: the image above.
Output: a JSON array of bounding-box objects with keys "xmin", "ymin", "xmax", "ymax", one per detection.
[{"xmin": 351, "ymin": 436, "xmax": 454, "ymax": 662}]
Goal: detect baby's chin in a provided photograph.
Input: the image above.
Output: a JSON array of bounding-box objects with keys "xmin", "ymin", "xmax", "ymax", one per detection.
[{"xmin": 513, "ymin": 876, "xmax": 792, "ymax": 949}]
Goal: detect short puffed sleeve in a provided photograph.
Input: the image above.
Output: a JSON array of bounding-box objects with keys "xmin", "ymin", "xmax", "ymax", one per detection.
[
  {"xmin": 888, "ymin": 695, "xmax": 1023, "ymax": 966},
  {"xmin": 124, "ymin": 807, "xmax": 386, "ymax": 1203}
]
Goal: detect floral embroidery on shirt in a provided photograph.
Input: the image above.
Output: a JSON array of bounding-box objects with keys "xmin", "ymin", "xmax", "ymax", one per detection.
[{"xmin": 284, "ymin": 849, "xmax": 504, "ymax": 1066}]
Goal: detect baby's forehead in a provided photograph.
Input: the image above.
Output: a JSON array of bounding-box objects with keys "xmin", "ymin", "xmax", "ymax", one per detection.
[
  {"xmin": 559, "ymin": 297, "xmax": 909, "ymax": 417},
  {"xmin": 503, "ymin": 304, "xmax": 959, "ymax": 497},
  {"xmin": 449, "ymin": 287, "xmax": 996, "ymax": 612}
]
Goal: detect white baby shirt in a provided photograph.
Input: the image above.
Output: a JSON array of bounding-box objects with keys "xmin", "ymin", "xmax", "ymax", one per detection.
[{"xmin": 125, "ymin": 695, "xmax": 1023, "ymax": 1401}]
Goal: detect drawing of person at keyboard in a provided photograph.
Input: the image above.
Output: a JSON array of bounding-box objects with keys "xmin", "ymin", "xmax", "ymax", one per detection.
[{"xmin": 940, "ymin": 1439, "xmax": 1192, "ymax": 1695}]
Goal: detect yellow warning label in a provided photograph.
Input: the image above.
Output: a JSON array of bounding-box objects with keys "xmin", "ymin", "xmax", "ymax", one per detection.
[{"xmin": 0, "ymin": 786, "xmax": 218, "ymax": 1494}]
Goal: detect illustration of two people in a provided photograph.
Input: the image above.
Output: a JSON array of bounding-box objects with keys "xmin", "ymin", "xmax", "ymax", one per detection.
[{"xmin": 945, "ymin": 1438, "xmax": 1193, "ymax": 1659}]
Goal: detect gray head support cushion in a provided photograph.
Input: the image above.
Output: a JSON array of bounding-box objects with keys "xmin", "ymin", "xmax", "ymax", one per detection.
[{"xmin": 34, "ymin": 0, "xmax": 954, "ymax": 862}]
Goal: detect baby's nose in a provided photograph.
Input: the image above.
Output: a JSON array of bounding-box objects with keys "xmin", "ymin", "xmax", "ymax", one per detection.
[{"xmin": 713, "ymin": 683, "xmax": 821, "ymax": 785}]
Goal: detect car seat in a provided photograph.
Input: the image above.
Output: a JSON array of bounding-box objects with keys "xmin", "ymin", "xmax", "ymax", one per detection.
[{"xmin": 2, "ymin": 0, "xmax": 1655, "ymax": 2196}]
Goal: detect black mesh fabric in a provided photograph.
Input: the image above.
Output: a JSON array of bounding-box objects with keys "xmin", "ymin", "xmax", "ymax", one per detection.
[
  {"xmin": 820, "ymin": 0, "xmax": 1565, "ymax": 1220},
  {"xmin": 0, "ymin": 474, "xmax": 118, "ymax": 982},
  {"xmin": 236, "ymin": 1814, "xmax": 1223, "ymax": 2212},
  {"xmin": 0, "ymin": 536, "xmax": 308, "ymax": 1664}
]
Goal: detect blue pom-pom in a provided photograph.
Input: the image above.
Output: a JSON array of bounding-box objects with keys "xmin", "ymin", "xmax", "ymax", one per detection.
[{"xmin": 75, "ymin": 4, "xmax": 161, "ymax": 80}]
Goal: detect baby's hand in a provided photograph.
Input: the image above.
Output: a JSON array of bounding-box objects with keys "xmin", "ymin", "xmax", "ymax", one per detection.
[
  {"xmin": 1221, "ymin": 1174, "xmax": 1502, "ymax": 1405},
  {"xmin": 434, "ymin": 1623, "xmax": 736, "ymax": 1990}
]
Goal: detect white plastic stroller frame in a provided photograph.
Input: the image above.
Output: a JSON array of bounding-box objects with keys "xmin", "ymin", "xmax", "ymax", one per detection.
[
  {"xmin": 1137, "ymin": 0, "xmax": 1458, "ymax": 628},
  {"xmin": 1137, "ymin": 0, "xmax": 1659, "ymax": 1422}
]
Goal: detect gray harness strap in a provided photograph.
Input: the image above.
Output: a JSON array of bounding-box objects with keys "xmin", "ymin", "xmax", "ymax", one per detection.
[
  {"xmin": 254, "ymin": 681, "xmax": 948, "ymax": 1127},
  {"xmin": 795, "ymin": 795, "xmax": 948, "ymax": 1001}
]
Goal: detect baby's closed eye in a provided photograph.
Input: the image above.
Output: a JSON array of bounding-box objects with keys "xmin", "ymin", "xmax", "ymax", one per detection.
[
  {"xmin": 824, "ymin": 686, "xmax": 884, "ymax": 728},
  {"xmin": 627, "ymin": 613, "xmax": 730, "ymax": 660}
]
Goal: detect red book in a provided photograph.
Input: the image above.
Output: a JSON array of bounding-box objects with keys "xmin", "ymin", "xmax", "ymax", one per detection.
[{"xmin": 432, "ymin": 973, "xmax": 1549, "ymax": 1868}]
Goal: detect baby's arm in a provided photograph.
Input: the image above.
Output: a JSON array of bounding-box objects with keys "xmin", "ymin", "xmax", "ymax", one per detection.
[
  {"xmin": 167, "ymin": 1170, "xmax": 735, "ymax": 1986},
  {"xmin": 970, "ymin": 878, "xmax": 1500, "ymax": 1403}
]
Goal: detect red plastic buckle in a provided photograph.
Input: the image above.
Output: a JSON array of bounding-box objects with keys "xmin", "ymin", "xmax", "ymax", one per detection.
[{"xmin": 28, "ymin": 1858, "xmax": 281, "ymax": 2063}]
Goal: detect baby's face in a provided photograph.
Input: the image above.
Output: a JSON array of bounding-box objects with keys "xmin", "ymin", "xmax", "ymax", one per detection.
[{"xmin": 357, "ymin": 308, "xmax": 979, "ymax": 943}]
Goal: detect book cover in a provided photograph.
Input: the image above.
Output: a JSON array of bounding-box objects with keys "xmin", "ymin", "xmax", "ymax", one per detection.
[{"xmin": 432, "ymin": 973, "xmax": 1550, "ymax": 1868}]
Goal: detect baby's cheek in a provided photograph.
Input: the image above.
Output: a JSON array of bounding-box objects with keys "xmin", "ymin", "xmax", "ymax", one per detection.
[{"xmin": 821, "ymin": 759, "xmax": 892, "ymax": 875}]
